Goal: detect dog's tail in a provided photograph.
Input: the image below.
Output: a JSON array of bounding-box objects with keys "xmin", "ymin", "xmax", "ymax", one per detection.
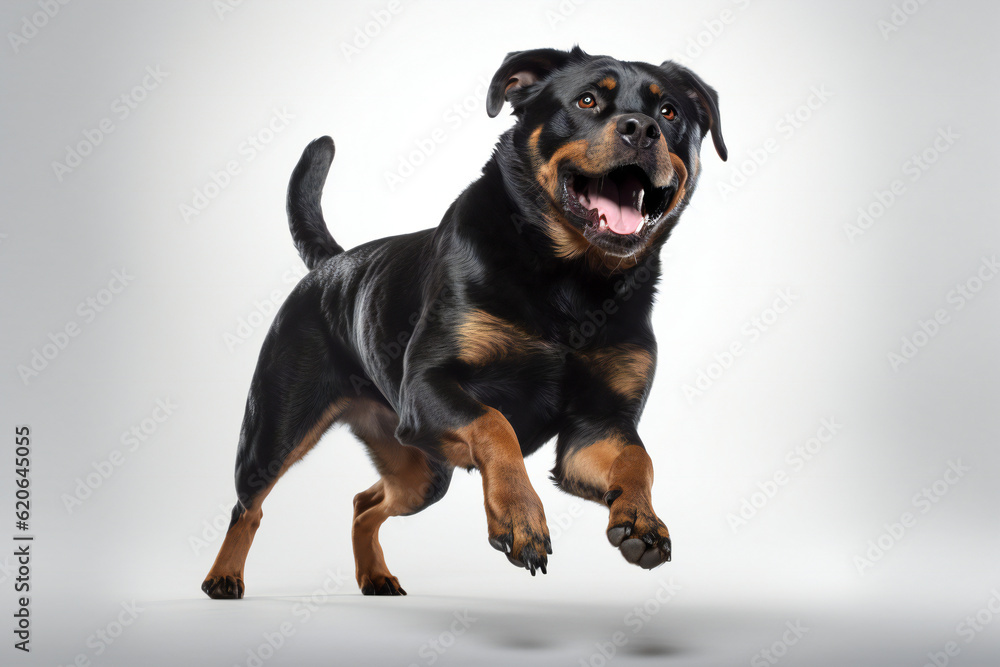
[{"xmin": 287, "ymin": 136, "xmax": 344, "ymax": 270}]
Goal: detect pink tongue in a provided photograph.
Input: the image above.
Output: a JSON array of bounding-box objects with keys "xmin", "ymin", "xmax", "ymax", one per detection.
[{"xmin": 584, "ymin": 174, "xmax": 644, "ymax": 235}]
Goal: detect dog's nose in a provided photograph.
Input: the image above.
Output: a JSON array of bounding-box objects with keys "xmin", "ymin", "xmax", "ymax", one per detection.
[{"xmin": 616, "ymin": 115, "xmax": 660, "ymax": 150}]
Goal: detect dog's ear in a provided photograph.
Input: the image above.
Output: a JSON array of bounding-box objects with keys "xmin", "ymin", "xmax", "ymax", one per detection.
[
  {"xmin": 660, "ymin": 61, "xmax": 728, "ymax": 161},
  {"xmin": 487, "ymin": 48, "xmax": 576, "ymax": 118}
]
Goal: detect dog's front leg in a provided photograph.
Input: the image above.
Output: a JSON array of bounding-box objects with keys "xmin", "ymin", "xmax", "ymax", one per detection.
[
  {"xmin": 396, "ymin": 369, "xmax": 551, "ymax": 575},
  {"xmin": 554, "ymin": 431, "xmax": 671, "ymax": 569}
]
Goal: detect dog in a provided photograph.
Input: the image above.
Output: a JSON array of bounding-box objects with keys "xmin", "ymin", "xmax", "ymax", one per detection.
[{"xmin": 202, "ymin": 46, "xmax": 726, "ymax": 598}]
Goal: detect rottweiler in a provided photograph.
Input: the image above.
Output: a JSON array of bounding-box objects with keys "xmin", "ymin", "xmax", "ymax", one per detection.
[{"xmin": 202, "ymin": 46, "xmax": 727, "ymax": 598}]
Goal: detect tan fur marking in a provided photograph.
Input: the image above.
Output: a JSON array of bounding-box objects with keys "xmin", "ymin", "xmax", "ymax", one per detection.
[
  {"xmin": 665, "ymin": 152, "xmax": 688, "ymax": 215},
  {"xmin": 528, "ymin": 125, "xmax": 543, "ymax": 155},
  {"xmin": 649, "ymin": 83, "xmax": 662, "ymax": 96},
  {"xmin": 598, "ymin": 77, "xmax": 617, "ymax": 90},
  {"xmin": 528, "ymin": 119, "xmax": 690, "ymax": 273},
  {"xmin": 204, "ymin": 400, "xmax": 347, "ymax": 593},
  {"xmin": 559, "ymin": 439, "xmax": 654, "ymax": 506},
  {"xmin": 584, "ymin": 345, "xmax": 655, "ymax": 400},
  {"xmin": 440, "ymin": 439, "xmax": 475, "ymax": 469},
  {"xmin": 560, "ymin": 440, "xmax": 668, "ymax": 564},
  {"xmin": 538, "ymin": 123, "xmax": 619, "ymax": 199},
  {"xmin": 273, "ymin": 401, "xmax": 346, "ymax": 479},
  {"xmin": 533, "ymin": 124, "xmax": 621, "ymax": 265},
  {"xmin": 562, "ymin": 436, "xmax": 629, "ymax": 497},
  {"xmin": 609, "ymin": 444, "xmax": 654, "ymax": 493},
  {"xmin": 351, "ymin": 438, "xmax": 434, "ymax": 592},
  {"xmin": 203, "ymin": 505, "xmax": 261, "ymax": 589},
  {"xmin": 443, "ymin": 406, "xmax": 521, "ymax": 471},
  {"xmin": 343, "ymin": 398, "xmax": 440, "ymax": 594},
  {"xmin": 540, "ymin": 138, "xmax": 589, "ymax": 197},
  {"xmin": 526, "ymin": 126, "xmax": 593, "ymax": 262},
  {"xmin": 443, "ymin": 407, "xmax": 547, "ymax": 547},
  {"xmin": 456, "ymin": 309, "xmax": 547, "ymax": 365},
  {"xmin": 543, "ymin": 208, "xmax": 591, "ymax": 261}
]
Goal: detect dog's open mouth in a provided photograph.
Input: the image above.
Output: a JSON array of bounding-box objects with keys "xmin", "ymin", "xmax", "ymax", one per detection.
[{"xmin": 562, "ymin": 164, "xmax": 673, "ymax": 238}]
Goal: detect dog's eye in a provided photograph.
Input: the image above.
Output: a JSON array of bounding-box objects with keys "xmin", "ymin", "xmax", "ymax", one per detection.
[
  {"xmin": 578, "ymin": 94, "xmax": 597, "ymax": 109},
  {"xmin": 660, "ymin": 104, "xmax": 677, "ymax": 121}
]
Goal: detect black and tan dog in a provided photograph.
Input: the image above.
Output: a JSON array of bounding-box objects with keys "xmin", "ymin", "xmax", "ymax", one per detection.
[{"xmin": 202, "ymin": 46, "xmax": 726, "ymax": 598}]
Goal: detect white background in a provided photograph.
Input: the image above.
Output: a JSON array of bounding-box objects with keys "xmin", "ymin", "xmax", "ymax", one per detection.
[{"xmin": 1, "ymin": 1, "xmax": 998, "ymax": 665}]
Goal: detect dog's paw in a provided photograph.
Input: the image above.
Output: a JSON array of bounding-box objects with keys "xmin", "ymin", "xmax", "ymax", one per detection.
[
  {"xmin": 487, "ymin": 494, "xmax": 551, "ymax": 576},
  {"xmin": 202, "ymin": 574, "xmax": 245, "ymax": 599},
  {"xmin": 488, "ymin": 528, "xmax": 551, "ymax": 576},
  {"xmin": 359, "ymin": 573, "xmax": 407, "ymax": 596},
  {"xmin": 605, "ymin": 489, "xmax": 671, "ymax": 569}
]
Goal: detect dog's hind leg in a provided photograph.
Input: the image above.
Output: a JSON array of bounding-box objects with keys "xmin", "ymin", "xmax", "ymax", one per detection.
[
  {"xmin": 201, "ymin": 386, "xmax": 346, "ymax": 599},
  {"xmin": 344, "ymin": 400, "xmax": 453, "ymax": 595},
  {"xmin": 201, "ymin": 300, "xmax": 349, "ymax": 600}
]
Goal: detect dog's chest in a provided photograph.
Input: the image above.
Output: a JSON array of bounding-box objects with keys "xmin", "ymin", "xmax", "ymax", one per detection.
[
  {"xmin": 452, "ymin": 309, "xmax": 568, "ymax": 445},
  {"xmin": 454, "ymin": 308, "xmax": 568, "ymax": 393}
]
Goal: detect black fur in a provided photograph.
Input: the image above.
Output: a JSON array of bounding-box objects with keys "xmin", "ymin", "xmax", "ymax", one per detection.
[{"xmin": 286, "ymin": 136, "xmax": 343, "ymax": 269}]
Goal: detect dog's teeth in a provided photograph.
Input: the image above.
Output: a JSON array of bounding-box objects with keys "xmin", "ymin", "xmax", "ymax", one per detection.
[
  {"xmin": 636, "ymin": 218, "xmax": 646, "ymax": 233},
  {"xmin": 599, "ymin": 215, "xmax": 608, "ymax": 229},
  {"xmin": 637, "ymin": 188, "xmax": 645, "ymax": 213}
]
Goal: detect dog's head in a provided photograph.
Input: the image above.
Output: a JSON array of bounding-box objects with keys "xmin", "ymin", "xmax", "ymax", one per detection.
[{"xmin": 488, "ymin": 47, "xmax": 727, "ymax": 270}]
